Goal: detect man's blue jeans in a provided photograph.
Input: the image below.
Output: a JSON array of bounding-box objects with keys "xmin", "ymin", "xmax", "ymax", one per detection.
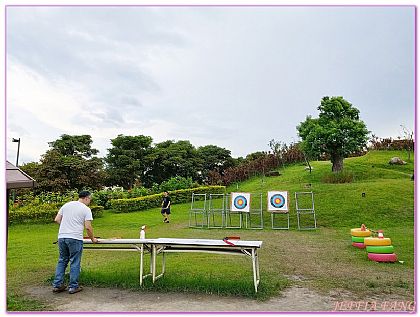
[{"xmin": 52, "ymin": 238, "xmax": 83, "ymax": 289}]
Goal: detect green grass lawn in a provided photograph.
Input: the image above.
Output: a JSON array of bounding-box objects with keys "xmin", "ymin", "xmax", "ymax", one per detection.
[{"xmin": 7, "ymin": 150, "xmax": 415, "ymax": 310}]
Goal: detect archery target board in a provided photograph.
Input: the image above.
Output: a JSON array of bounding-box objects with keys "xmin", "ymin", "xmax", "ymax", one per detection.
[
  {"xmin": 230, "ymin": 192, "xmax": 251, "ymax": 212},
  {"xmin": 268, "ymin": 191, "xmax": 289, "ymax": 212}
]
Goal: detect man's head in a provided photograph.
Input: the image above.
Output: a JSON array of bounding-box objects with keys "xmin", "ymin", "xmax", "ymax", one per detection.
[
  {"xmin": 78, "ymin": 190, "xmax": 92, "ymax": 206},
  {"xmin": 163, "ymin": 191, "xmax": 169, "ymax": 196}
]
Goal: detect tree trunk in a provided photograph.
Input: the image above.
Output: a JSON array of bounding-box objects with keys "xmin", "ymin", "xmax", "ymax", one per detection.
[
  {"xmin": 331, "ymin": 155, "xmax": 344, "ymax": 172},
  {"xmin": 304, "ymin": 155, "xmax": 312, "ymax": 174}
]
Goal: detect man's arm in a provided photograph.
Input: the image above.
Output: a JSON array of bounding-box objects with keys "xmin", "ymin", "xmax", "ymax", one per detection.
[
  {"xmin": 85, "ymin": 220, "xmax": 98, "ymax": 243},
  {"xmin": 54, "ymin": 213, "xmax": 62, "ymax": 224}
]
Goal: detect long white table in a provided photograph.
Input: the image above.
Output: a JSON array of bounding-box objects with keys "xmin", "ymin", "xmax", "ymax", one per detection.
[{"xmin": 83, "ymin": 238, "xmax": 262, "ymax": 292}]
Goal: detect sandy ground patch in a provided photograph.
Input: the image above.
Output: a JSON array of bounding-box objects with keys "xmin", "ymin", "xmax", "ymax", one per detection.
[{"xmin": 26, "ymin": 285, "xmax": 337, "ymax": 312}]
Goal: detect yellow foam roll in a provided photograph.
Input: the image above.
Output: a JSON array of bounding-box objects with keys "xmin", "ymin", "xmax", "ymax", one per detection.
[
  {"xmin": 364, "ymin": 237, "xmax": 391, "ymax": 246},
  {"xmin": 350, "ymin": 228, "xmax": 371, "ymax": 237}
]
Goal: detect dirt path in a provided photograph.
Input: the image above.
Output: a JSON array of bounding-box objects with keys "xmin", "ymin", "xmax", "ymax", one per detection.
[{"xmin": 26, "ymin": 285, "xmax": 338, "ymax": 312}]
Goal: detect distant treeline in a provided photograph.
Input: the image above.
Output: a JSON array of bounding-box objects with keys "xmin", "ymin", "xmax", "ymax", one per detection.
[
  {"xmin": 17, "ymin": 133, "xmax": 413, "ymax": 195},
  {"xmin": 369, "ymin": 135, "xmax": 414, "ymax": 151}
]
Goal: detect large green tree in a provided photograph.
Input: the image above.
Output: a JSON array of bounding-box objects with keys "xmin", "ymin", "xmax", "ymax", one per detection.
[
  {"xmin": 297, "ymin": 96, "xmax": 369, "ymax": 172},
  {"xmin": 49, "ymin": 134, "xmax": 99, "ymax": 157},
  {"xmin": 20, "ymin": 135, "xmax": 105, "ymax": 193},
  {"xmin": 105, "ymin": 135, "xmax": 153, "ymax": 189},
  {"xmin": 144, "ymin": 140, "xmax": 202, "ymax": 186},
  {"xmin": 196, "ymin": 145, "xmax": 234, "ymax": 181}
]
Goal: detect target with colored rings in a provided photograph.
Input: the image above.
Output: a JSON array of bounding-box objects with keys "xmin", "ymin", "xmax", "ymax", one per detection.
[
  {"xmin": 234, "ymin": 195, "xmax": 247, "ymax": 209},
  {"xmin": 230, "ymin": 193, "xmax": 250, "ymax": 212},
  {"xmin": 267, "ymin": 191, "xmax": 289, "ymax": 211},
  {"xmin": 270, "ymin": 194, "xmax": 285, "ymax": 209}
]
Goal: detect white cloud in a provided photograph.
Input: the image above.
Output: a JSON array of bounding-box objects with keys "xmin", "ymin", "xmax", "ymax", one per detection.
[
  {"xmin": 6, "ymin": 6, "xmax": 415, "ymax": 162},
  {"xmin": 8, "ymin": 60, "xmax": 86, "ymax": 130}
]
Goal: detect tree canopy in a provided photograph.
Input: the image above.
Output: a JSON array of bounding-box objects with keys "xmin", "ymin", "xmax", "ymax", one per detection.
[
  {"xmin": 105, "ymin": 135, "xmax": 153, "ymax": 189},
  {"xmin": 144, "ymin": 140, "xmax": 202, "ymax": 187},
  {"xmin": 297, "ymin": 96, "xmax": 369, "ymax": 172},
  {"xmin": 21, "ymin": 135, "xmax": 105, "ymax": 193},
  {"xmin": 196, "ymin": 145, "xmax": 235, "ymax": 181},
  {"xmin": 48, "ymin": 134, "xmax": 98, "ymax": 158}
]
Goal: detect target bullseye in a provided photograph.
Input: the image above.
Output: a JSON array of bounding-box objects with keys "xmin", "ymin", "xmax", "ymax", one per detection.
[
  {"xmin": 234, "ymin": 196, "xmax": 247, "ymax": 209},
  {"xmin": 270, "ymin": 194, "xmax": 285, "ymax": 208}
]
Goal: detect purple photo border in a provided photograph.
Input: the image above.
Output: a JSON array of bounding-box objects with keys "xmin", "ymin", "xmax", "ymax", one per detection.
[{"xmin": 3, "ymin": 3, "xmax": 417, "ymax": 314}]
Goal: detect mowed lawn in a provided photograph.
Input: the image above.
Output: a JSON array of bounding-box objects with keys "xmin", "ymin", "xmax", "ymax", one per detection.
[{"xmin": 7, "ymin": 150, "xmax": 415, "ymax": 310}]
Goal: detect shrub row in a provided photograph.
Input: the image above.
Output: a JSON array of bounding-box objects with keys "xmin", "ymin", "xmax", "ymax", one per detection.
[
  {"xmin": 9, "ymin": 204, "xmax": 104, "ymax": 225},
  {"xmin": 110, "ymin": 186, "xmax": 226, "ymax": 213},
  {"xmin": 13, "ymin": 176, "xmax": 199, "ymax": 210},
  {"xmin": 321, "ymin": 170, "xmax": 355, "ymax": 184},
  {"xmin": 93, "ymin": 178, "xmax": 198, "ymax": 209},
  {"xmin": 208, "ymin": 147, "xmax": 307, "ymax": 186},
  {"xmin": 369, "ymin": 136, "xmax": 414, "ymax": 151}
]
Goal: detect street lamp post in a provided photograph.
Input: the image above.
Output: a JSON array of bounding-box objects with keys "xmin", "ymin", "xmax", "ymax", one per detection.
[{"xmin": 12, "ymin": 138, "xmax": 20, "ymax": 167}]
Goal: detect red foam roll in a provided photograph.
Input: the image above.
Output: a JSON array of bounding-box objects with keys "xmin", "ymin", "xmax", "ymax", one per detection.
[
  {"xmin": 367, "ymin": 253, "xmax": 398, "ymax": 262},
  {"xmin": 352, "ymin": 242, "xmax": 365, "ymax": 249}
]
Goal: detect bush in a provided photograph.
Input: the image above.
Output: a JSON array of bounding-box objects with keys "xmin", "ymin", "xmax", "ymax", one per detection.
[
  {"xmin": 10, "ymin": 190, "xmax": 78, "ymax": 209},
  {"xmin": 90, "ymin": 206, "xmax": 105, "ymax": 218},
  {"xmin": 158, "ymin": 176, "xmax": 196, "ymax": 192},
  {"xmin": 9, "ymin": 203, "xmax": 61, "ymax": 224},
  {"xmin": 92, "ymin": 190, "xmax": 113, "ymax": 209},
  {"xmin": 14, "ymin": 177, "xmax": 200, "ymax": 211},
  {"xmin": 110, "ymin": 186, "xmax": 225, "ymax": 213},
  {"xmin": 369, "ymin": 136, "xmax": 414, "ymax": 151},
  {"xmin": 127, "ymin": 187, "xmax": 151, "ymax": 198},
  {"xmin": 321, "ymin": 170, "xmax": 355, "ymax": 184},
  {"xmin": 91, "ymin": 188, "xmax": 139, "ymax": 209},
  {"xmin": 91, "ymin": 189, "xmax": 132, "ymax": 209},
  {"xmin": 9, "ymin": 204, "xmax": 104, "ymax": 224},
  {"xmin": 93, "ymin": 185, "xmax": 180, "ymax": 209}
]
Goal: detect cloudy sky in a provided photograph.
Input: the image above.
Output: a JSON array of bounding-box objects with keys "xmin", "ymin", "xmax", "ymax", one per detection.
[{"xmin": 6, "ymin": 5, "xmax": 415, "ymax": 164}]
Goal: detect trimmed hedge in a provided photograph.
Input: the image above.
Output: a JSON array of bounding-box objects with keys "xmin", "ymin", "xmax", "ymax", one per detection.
[
  {"xmin": 9, "ymin": 204, "xmax": 104, "ymax": 225},
  {"xmin": 110, "ymin": 186, "xmax": 226, "ymax": 213}
]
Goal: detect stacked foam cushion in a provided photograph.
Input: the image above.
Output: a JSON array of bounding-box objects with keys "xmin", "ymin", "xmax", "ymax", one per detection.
[
  {"xmin": 350, "ymin": 228, "xmax": 371, "ymax": 249},
  {"xmin": 365, "ymin": 237, "xmax": 397, "ymax": 262}
]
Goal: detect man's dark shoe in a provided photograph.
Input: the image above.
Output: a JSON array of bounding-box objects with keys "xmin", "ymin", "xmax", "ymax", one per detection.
[
  {"xmin": 52, "ymin": 285, "xmax": 66, "ymax": 293},
  {"xmin": 68, "ymin": 286, "xmax": 83, "ymax": 294}
]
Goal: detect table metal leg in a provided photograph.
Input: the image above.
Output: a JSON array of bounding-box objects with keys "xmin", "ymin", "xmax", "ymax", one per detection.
[
  {"xmin": 256, "ymin": 252, "xmax": 260, "ymax": 282},
  {"xmin": 154, "ymin": 247, "xmax": 165, "ymax": 281},
  {"xmin": 252, "ymin": 248, "xmax": 259, "ymax": 293},
  {"xmin": 140, "ymin": 244, "xmax": 144, "ymax": 285},
  {"xmin": 149, "ymin": 246, "xmax": 153, "ymax": 277},
  {"xmin": 152, "ymin": 244, "xmax": 156, "ymax": 282},
  {"xmin": 162, "ymin": 251, "xmax": 166, "ymax": 275}
]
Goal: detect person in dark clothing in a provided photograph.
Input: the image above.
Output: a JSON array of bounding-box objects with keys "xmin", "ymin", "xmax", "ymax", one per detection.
[{"xmin": 161, "ymin": 191, "xmax": 171, "ymax": 223}]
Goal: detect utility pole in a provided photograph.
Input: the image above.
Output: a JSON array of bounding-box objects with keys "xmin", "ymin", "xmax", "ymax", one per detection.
[{"xmin": 12, "ymin": 138, "xmax": 21, "ymax": 166}]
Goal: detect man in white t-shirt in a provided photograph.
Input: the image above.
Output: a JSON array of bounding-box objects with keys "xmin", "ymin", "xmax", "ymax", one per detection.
[{"xmin": 52, "ymin": 190, "xmax": 98, "ymax": 294}]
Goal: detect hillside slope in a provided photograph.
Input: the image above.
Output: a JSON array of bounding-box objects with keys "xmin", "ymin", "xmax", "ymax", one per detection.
[{"xmin": 226, "ymin": 150, "xmax": 414, "ymax": 229}]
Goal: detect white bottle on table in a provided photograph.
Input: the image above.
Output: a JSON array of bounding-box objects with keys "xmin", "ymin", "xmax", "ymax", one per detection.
[{"xmin": 140, "ymin": 225, "xmax": 146, "ymax": 239}]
